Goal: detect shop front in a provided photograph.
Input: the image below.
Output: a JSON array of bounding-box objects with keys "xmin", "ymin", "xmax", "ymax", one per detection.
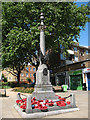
[
  {"xmin": 82, "ymin": 68, "xmax": 90, "ymax": 91},
  {"xmin": 68, "ymin": 69, "xmax": 83, "ymax": 90},
  {"xmin": 55, "ymin": 72, "xmax": 66, "ymax": 86}
]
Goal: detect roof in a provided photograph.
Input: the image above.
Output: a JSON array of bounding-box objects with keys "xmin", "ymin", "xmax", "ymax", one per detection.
[
  {"xmin": 78, "ymin": 45, "xmax": 89, "ymax": 49},
  {"xmin": 66, "ymin": 59, "xmax": 90, "ymax": 66}
]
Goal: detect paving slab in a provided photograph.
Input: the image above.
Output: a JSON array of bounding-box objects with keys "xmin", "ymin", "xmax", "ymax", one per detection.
[
  {"xmin": 0, "ymin": 88, "xmax": 88, "ymax": 119},
  {"xmin": 14, "ymin": 104, "xmax": 79, "ymax": 118}
]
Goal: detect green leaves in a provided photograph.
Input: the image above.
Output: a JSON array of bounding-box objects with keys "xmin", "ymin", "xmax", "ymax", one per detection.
[{"xmin": 2, "ymin": 2, "xmax": 89, "ymax": 73}]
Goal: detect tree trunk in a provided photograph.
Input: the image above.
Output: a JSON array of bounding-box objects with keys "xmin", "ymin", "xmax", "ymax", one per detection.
[{"xmin": 17, "ymin": 71, "xmax": 21, "ymax": 83}]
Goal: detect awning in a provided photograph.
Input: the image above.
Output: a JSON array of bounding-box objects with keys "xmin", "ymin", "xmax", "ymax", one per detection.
[{"xmin": 67, "ymin": 50, "xmax": 74, "ymax": 55}]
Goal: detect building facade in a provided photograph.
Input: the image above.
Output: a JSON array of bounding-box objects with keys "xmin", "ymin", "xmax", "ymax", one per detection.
[
  {"xmin": 54, "ymin": 43, "xmax": 90, "ymax": 91},
  {"xmin": 20, "ymin": 65, "xmax": 36, "ymax": 82},
  {"xmin": 1, "ymin": 64, "xmax": 36, "ymax": 83},
  {"xmin": 66, "ymin": 43, "xmax": 89, "ymax": 64}
]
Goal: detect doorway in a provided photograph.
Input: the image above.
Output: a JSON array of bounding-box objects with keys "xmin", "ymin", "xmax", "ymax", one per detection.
[{"xmin": 87, "ymin": 73, "xmax": 90, "ymax": 91}]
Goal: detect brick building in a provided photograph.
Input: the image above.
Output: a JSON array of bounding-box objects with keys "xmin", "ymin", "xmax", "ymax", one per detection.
[
  {"xmin": 1, "ymin": 64, "xmax": 36, "ymax": 83},
  {"xmin": 65, "ymin": 43, "xmax": 89, "ymax": 64},
  {"xmin": 20, "ymin": 64, "xmax": 36, "ymax": 82},
  {"xmin": 53, "ymin": 43, "xmax": 90, "ymax": 91}
]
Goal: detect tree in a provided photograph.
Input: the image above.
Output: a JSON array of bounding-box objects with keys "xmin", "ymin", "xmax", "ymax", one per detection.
[
  {"xmin": 1, "ymin": 74, "xmax": 7, "ymax": 82},
  {"xmin": 2, "ymin": 27, "xmax": 35, "ymax": 83},
  {"xmin": 2, "ymin": 2, "xmax": 89, "ymax": 82},
  {"xmin": 27, "ymin": 78, "xmax": 32, "ymax": 83}
]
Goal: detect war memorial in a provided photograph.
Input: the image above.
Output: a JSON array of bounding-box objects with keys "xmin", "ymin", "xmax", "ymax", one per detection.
[{"xmin": 14, "ymin": 13, "xmax": 79, "ymax": 118}]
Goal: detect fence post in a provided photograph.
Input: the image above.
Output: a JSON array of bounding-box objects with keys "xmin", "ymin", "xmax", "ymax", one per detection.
[
  {"xmin": 70, "ymin": 93, "xmax": 76, "ymax": 107},
  {"xmin": 26, "ymin": 95, "xmax": 32, "ymax": 113}
]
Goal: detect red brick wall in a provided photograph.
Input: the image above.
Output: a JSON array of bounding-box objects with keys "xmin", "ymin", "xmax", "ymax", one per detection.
[{"xmin": 20, "ymin": 65, "xmax": 36, "ymax": 83}]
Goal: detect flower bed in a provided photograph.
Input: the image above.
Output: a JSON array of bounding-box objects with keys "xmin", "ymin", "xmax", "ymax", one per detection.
[
  {"xmin": 13, "ymin": 87, "xmax": 34, "ymax": 93},
  {"xmin": 16, "ymin": 95, "xmax": 71, "ymax": 112}
]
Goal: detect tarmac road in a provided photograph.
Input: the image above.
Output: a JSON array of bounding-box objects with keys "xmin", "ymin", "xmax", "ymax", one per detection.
[{"xmin": 0, "ymin": 88, "xmax": 88, "ymax": 119}]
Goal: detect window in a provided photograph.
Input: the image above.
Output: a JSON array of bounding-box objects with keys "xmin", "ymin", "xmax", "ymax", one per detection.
[
  {"xmin": 86, "ymin": 50, "xmax": 88, "ymax": 55},
  {"xmin": 33, "ymin": 68, "xmax": 35, "ymax": 71},
  {"xmin": 33, "ymin": 73, "xmax": 35, "ymax": 77},
  {"xmin": 26, "ymin": 67, "xmax": 28, "ymax": 71},
  {"xmin": 74, "ymin": 56, "xmax": 78, "ymax": 62},
  {"xmin": 30, "ymin": 74, "xmax": 32, "ymax": 77},
  {"xmin": 26, "ymin": 73, "xmax": 28, "ymax": 77},
  {"xmin": 74, "ymin": 47, "xmax": 77, "ymax": 52},
  {"xmin": 30, "ymin": 68, "xmax": 32, "ymax": 71},
  {"xmin": 80, "ymin": 52, "xmax": 84, "ymax": 56},
  {"xmin": 21, "ymin": 73, "xmax": 23, "ymax": 77}
]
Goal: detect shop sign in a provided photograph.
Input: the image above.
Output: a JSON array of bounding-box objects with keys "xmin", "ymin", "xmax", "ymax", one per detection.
[
  {"xmin": 68, "ymin": 70, "xmax": 82, "ymax": 75},
  {"xmin": 83, "ymin": 68, "xmax": 90, "ymax": 73}
]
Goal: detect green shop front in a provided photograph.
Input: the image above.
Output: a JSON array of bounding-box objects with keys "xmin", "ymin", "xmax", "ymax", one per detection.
[{"xmin": 68, "ymin": 69, "xmax": 83, "ymax": 90}]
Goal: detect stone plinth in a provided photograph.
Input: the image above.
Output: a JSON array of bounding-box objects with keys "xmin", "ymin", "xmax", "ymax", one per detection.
[{"xmin": 32, "ymin": 64, "xmax": 58, "ymax": 100}]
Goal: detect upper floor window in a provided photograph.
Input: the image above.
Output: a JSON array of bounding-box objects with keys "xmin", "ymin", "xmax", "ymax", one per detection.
[
  {"xmin": 26, "ymin": 67, "xmax": 28, "ymax": 71},
  {"xmin": 74, "ymin": 47, "xmax": 77, "ymax": 52},
  {"xmin": 33, "ymin": 68, "xmax": 35, "ymax": 71},
  {"xmin": 26, "ymin": 73, "xmax": 28, "ymax": 77},
  {"xmin": 74, "ymin": 56, "xmax": 78, "ymax": 62},
  {"xmin": 80, "ymin": 52, "xmax": 84, "ymax": 56},
  {"xmin": 30, "ymin": 74, "xmax": 32, "ymax": 77},
  {"xmin": 21, "ymin": 73, "xmax": 24, "ymax": 77},
  {"xmin": 86, "ymin": 50, "xmax": 88, "ymax": 55},
  {"xmin": 30, "ymin": 68, "xmax": 32, "ymax": 71}
]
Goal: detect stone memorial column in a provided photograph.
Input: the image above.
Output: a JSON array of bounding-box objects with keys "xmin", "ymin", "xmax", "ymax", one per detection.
[
  {"xmin": 32, "ymin": 13, "xmax": 58, "ymax": 100},
  {"xmin": 40, "ymin": 13, "xmax": 46, "ymax": 56}
]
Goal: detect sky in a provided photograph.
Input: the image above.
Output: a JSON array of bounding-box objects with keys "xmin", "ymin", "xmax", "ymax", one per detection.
[{"xmin": 75, "ymin": 2, "xmax": 89, "ymax": 47}]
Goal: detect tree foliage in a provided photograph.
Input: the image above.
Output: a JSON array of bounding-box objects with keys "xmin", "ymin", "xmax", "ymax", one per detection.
[{"xmin": 2, "ymin": 2, "xmax": 89, "ymax": 82}]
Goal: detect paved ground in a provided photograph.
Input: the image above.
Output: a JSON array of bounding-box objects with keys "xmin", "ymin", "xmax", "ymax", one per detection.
[{"xmin": 0, "ymin": 88, "xmax": 88, "ymax": 119}]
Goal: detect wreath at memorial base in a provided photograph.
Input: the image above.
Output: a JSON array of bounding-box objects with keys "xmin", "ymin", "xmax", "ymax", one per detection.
[{"xmin": 16, "ymin": 95, "xmax": 71, "ymax": 112}]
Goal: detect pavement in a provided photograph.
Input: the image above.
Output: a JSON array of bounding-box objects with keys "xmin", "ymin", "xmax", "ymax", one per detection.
[{"xmin": 0, "ymin": 88, "xmax": 88, "ymax": 119}]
